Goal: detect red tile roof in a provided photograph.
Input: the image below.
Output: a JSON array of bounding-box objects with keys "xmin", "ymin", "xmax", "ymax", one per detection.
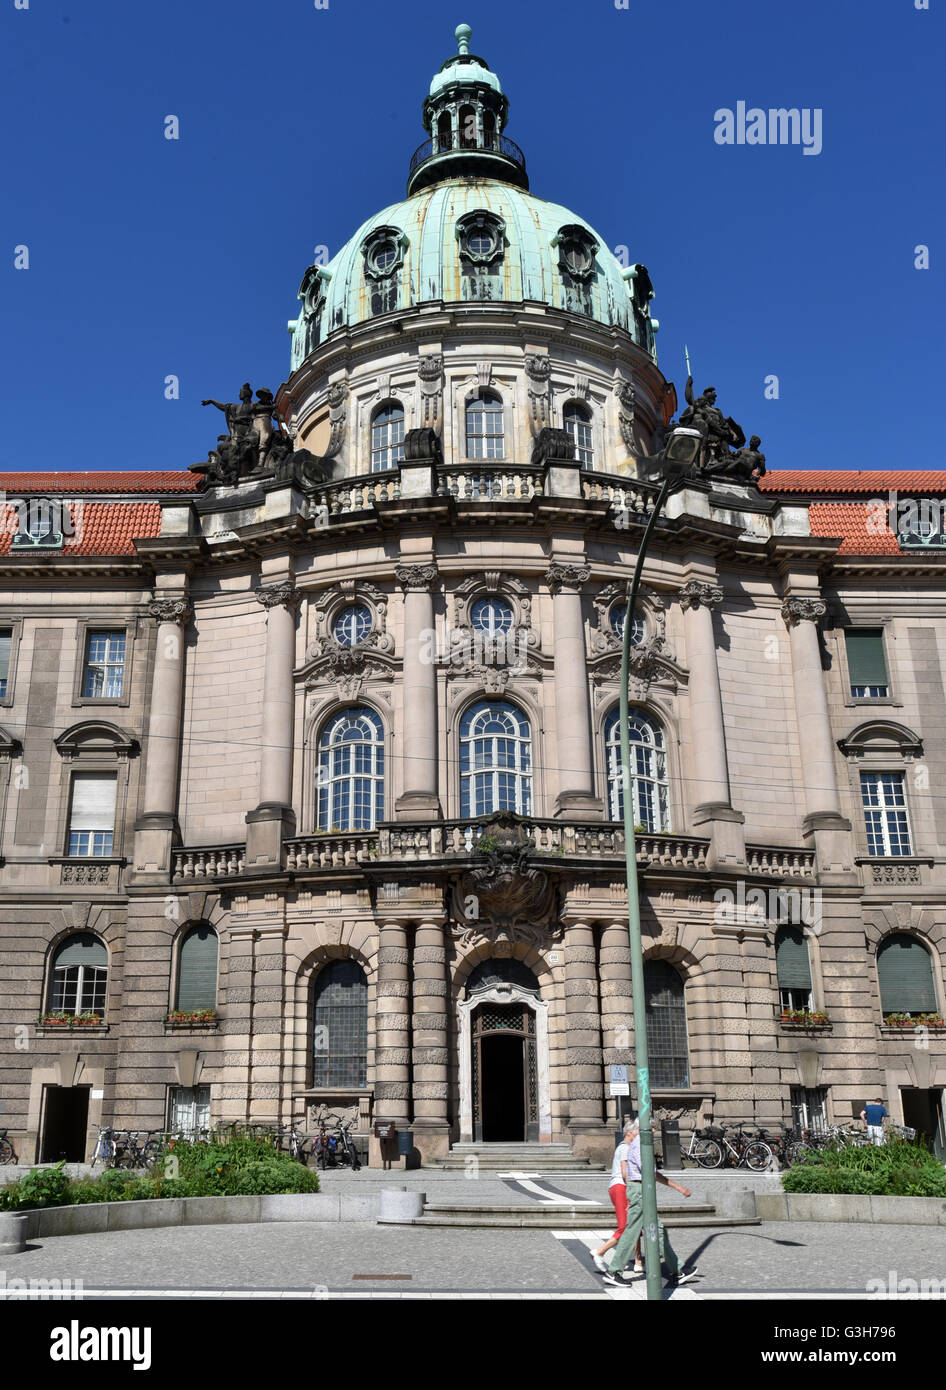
[
  {"xmin": 0, "ymin": 472, "xmax": 199, "ymax": 495},
  {"xmin": 760, "ymin": 471, "xmax": 946, "ymax": 495},
  {"xmin": 807, "ymin": 502, "xmax": 902, "ymax": 555},
  {"xmin": 0, "ymin": 502, "xmax": 163, "ymax": 557}
]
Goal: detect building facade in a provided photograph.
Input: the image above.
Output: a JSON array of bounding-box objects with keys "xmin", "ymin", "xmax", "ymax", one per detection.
[{"xmin": 2, "ymin": 27, "xmax": 945, "ymax": 1167}]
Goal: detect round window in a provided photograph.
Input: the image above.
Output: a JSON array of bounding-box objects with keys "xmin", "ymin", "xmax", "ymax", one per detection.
[
  {"xmin": 372, "ymin": 241, "xmax": 398, "ymax": 273},
  {"xmin": 610, "ymin": 603, "xmax": 645, "ymax": 646},
  {"xmin": 467, "ymin": 231, "xmax": 495, "ymax": 257},
  {"xmin": 470, "ymin": 597, "xmax": 514, "ymax": 635},
  {"xmin": 333, "ymin": 605, "xmax": 372, "ymax": 648}
]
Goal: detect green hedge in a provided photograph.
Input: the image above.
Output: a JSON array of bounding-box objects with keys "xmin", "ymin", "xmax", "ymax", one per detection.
[
  {"xmin": 782, "ymin": 1138, "xmax": 946, "ymax": 1197},
  {"xmin": 0, "ymin": 1135, "xmax": 320, "ymax": 1211}
]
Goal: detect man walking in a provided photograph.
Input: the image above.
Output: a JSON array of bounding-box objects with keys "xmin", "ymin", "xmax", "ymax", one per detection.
[
  {"xmin": 592, "ymin": 1119, "xmax": 643, "ymax": 1275},
  {"xmin": 602, "ymin": 1116, "xmax": 699, "ymax": 1290},
  {"xmin": 861, "ymin": 1097, "xmax": 888, "ymax": 1146}
]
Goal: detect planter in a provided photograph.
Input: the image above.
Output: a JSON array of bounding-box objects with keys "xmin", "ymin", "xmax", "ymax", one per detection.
[
  {"xmin": 37, "ymin": 1016, "xmax": 103, "ymax": 1028},
  {"xmin": 165, "ymin": 1013, "xmax": 218, "ymax": 1025}
]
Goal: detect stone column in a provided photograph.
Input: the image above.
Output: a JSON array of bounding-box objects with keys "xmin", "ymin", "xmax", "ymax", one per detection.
[
  {"xmin": 599, "ymin": 921, "xmax": 635, "ymax": 1127},
  {"xmin": 679, "ymin": 578, "xmax": 745, "ymax": 869},
  {"xmin": 245, "ymin": 580, "xmax": 300, "ymax": 868},
  {"xmin": 133, "ymin": 597, "xmax": 193, "ymax": 879},
  {"xmin": 564, "ymin": 921, "xmax": 607, "ymax": 1158},
  {"xmin": 395, "ymin": 564, "xmax": 441, "ymax": 819},
  {"xmin": 546, "ymin": 564, "xmax": 601, "ymax": 819},
  {"xmin": 411, "ymin": 920, "xmax": 451, "ymax": 1162},
  {"xmin": 782, "ymin": 595, "xmax": 854, "ymax": 876},
  {"xmin": 374, "ymin": 921, "xmax": 412, "ymax": 1164}
]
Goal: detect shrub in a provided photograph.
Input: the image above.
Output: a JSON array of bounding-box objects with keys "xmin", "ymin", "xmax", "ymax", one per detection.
[
  {"xmin": 0, "ymin": 1161, "xmax": 71, "ymax": 1210},
  {"xmin": 783, "ymin": 1137, "xmax": 946, "ymax": 1197}
]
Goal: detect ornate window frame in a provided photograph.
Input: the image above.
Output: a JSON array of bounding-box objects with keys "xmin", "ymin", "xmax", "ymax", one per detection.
[
  {"xmin": 52, "ymin": 720, "xmax": 138, "ymax": 864},
  {"xmin": 602, "ymin": 703, "xmax": 672, "ymax": 831},
  {"xmin": 445, "ymin": 573, "xmax": 539, "ymax": 691},
  {"xmin": 458, "ymin": 696, "xmax": 533, "ymax": 820},
  {"xmin": 838, "ymin": 720, "xmax": 923, "ymax": 860},
  {"xmin": 314, "ymin": 704, "xmax": 386, "ymax": 833},
  {"xmin": 552, "ymin": 224, "xmax": 599, "ymax": 283},
  {"xmin": 456, "ymin": 210, "xmax": 506, "ymax": 268},
  {"xmin": 361, "ymin": 226, "xmax": 407, "ymax": 281}
]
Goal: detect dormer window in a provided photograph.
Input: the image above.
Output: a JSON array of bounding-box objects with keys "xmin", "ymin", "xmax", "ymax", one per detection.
[
  {"xmin": 362, "ymin": 227, "xmax": 405, "ymax": 317},
  {"xmin": 556, "ymin": 225, "xmax": 598, "ymax": 283},
  {"xmin": 457, "ymin": 212, "xmax": 505, "ymax": 302}
]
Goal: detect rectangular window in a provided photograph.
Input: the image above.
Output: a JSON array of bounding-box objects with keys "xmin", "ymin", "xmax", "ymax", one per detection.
[
  {"xmin": 861, "ymin": 772, "xmax": 912, "ymax": 856},
  {"xmin": 68, "ymin": 773, "xmax": 116, "ymax": 857},
  {"xmin": 0, "ymin": 629, "xmax": 11, "ymax": 700},
  {"xmin": 780, "ymin": 986, "xmax": 813, "ymax": 1011},
  {"xmin": 51, "ymin": 964, "xmax": 107, "ymax": 1015},
  {"xmin": 845, "ymin": 628, "xmax": 888, "ymax": 698},
  {"xmin": 791, "ymin": 1085, "xmax": 827, "ymax": 1133},
  {"xmin": 167, "ymin": 1085, "xmax": 211, "ymax": 1139},
  {"xmin": 83, "ymin": 631, "xmax": 126, "ymax": 699}
]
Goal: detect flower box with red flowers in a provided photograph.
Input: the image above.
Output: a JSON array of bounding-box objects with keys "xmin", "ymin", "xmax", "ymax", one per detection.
[
  {"xmin": 37, "ymin": 1012, "xmax": 104, "ymax": 1027},
  {"xmin": 165, "ymin": 1009, "xmax": 219, "ymax": 1027},
  {"xmin": 779, "ymin": 1008, "xmax": 829, "ymax": 1027}
]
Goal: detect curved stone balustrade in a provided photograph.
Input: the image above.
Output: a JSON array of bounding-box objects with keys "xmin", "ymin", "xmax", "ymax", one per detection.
[
  {"xmin": 436, "ymin": 467, "xmax": 543, "ymax": 501},
  {"xmin": 745, "ymin": 845, "xmax": 816, "ymax": 878},
  {"xmin": 172, "ymin": 846, "xmax": 245, "ymax": 881}
]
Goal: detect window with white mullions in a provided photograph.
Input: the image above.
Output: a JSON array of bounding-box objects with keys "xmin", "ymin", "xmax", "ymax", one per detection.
[
  {"xmin": 167, "ymin": 1085, "xmax": 210, "ymax": 1139},
  {"xmin": 49, "ymin": 934, "xmax": 108, "ymax": 1014},
  {"xmin": 604, "ymin": 708, "xmax": 669, "ymax": 830},
  {"xmin": 845, "ymin": 629, "xmax": 889, "ymax": 698},
  {"xmin": 68, "ymin": 773, "xmax": 116, "ymax": 857},
  {"xmin": 317, "ymin": 708, "xmax": 384, "ymax": 831},
  {"xmin": 332, "ymin": 605, "xmax": 372, "ymax": 648},
  {"xmin": 460, "ymin": 700, "xmax": 531, "ymax": 817},
  {"xmin": 370, "ymin": 402, "xmax": 405, "ymax": 472},
  {"xmin": 609, "ymin": 603, "xmax": 645, "ymax": 646},
  {"xmin": 83, "ymin": 631, "xmax": 126, "ymax": 698},
  {"xmin": 563, "ymin": 402, "xmax": 594, "ymax": 468},
  {"xmin": 465, "ymin": 391, "xmax": 505, "ymax": 460},
  {"xmin": 470, "ymin": 597, "xmax": 513, "ymax": 636},
  {"xmin": 860, "ymin": 771, "xmax": 912, "ymax": 856}
]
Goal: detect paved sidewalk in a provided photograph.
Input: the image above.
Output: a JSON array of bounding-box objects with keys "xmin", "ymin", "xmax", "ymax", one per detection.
[{"xmin": 4, "ymin": 1219, "xmax": 944, "ymax": 1300}]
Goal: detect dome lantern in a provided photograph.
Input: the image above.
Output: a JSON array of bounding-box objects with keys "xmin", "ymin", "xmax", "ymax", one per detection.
[{"xmin": 407, "ymin": 23, "xmax": 528, "ymax": 196}]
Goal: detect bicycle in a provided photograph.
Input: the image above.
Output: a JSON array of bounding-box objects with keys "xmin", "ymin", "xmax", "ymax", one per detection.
[
  {"xmin": 0, "ymin": 1130, "xmax": 18, "ymax": 1165},
  {"xmin": 680, "ymin": 1127, "xmax": 728, "ymax": 1169},
  {"xmin": 335, "ymin": 1117, "xmax": 362, "ymax": 1171},
  {"xmin": 716, "ymin": 1123, "xmax": 773, "ymax": 1171}
]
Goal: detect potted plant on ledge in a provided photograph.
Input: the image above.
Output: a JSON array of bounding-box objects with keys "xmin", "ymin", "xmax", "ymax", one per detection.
[
  {"xmin": 779, "ymin": 1007, "xmax": 829, "ymax": 1026},
  {"xmin": 166, "ymin": 1008, "xmax": 218, "ymax": 1026},
  {"xmin": 37, "ymin": 1011, "xmax": 103, "ymax": 1027}
]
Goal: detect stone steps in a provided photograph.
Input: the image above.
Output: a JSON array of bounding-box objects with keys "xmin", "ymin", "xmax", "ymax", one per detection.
[
  {"xmin": 380, "ymin": 1201, "xmax": 759, "ymax": 1229},
  {"xmin": 433, "ymin": 1142, "xmax": 606, "ymax": 1172}
]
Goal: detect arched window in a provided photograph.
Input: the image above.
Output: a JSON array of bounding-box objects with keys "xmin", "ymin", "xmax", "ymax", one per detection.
[
  {"xmin": 312, "ymin": 960, "xmax": 368, "ymax": 1087},
  {"xmin": 563, "ymin": 402, "xmax": 594, "ymax": 468},
  {"xmin": 465, "ymin": 391, "xmax": 504, "ymax": 460},
  {"xmin": 176, "ymin": 925, "xmax": 218, "ymax": 1013},
  {"xmin": 775, "ymin": 925, "xmax": 813, "ymax": 1011},
  {"xmin": 644, "ymin": 960, "xmax": 689, "ymax": 1087},
  {"xmin": 878, "ymin": 934, "xmax": 937, "ymax": 1018},
  {"xmin": 49, "ymin": 934, "xmax": 107, "ymax": 1016},
  {"xmin": 459, "ymin": 103, "xmax": 477, "ymax": 149},
  {"xmin": 317, "ymin": 708, "xmax": 385, "ymax": 831},
  {"xmin": 604, "ymin": 708, "xmax": 670, "ymax": 830},
  {"xmin": 460, "ymin": 700, "xmax": 532, "ymax": 817},
  {"xmin": 437, "ymin": 111, "xmax": 452, "ymax": 152},
  {"xmin": 370, "ymin": 402, "xmax": 405, "ymax": 472},
  {"xmin": 483, "ymin": 109, "xmax": 497, "ymax": 150}
]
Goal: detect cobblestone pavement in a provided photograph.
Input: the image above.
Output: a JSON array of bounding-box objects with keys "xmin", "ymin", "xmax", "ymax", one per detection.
[{"xmin": 3, "ymin": 1221, "xmax": 944, "ymax": 1300}]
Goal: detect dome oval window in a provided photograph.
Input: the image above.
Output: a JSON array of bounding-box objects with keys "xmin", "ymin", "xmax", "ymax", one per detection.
[{"xmin": 333, "ymin": 605, "xmax": 372, "ymax": 648}]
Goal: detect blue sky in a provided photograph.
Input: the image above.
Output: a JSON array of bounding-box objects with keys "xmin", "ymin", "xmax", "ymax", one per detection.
[{"xmin": 2, "ymin": 0, "xmax": 942, "ymax": 475}]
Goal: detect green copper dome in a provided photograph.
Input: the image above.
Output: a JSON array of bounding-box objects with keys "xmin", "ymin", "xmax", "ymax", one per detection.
[{"xmin": 289, "ymin": 26, "xmax": 657, "ymax": 369}]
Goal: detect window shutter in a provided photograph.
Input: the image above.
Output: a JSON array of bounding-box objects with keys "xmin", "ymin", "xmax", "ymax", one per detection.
[
  {"xmin": 775, "ymin": 926, "xmax": 813, "ymax": 990},
  {"xmin": 845, "ymin": 629, "xmax": 887, "ymax": 687},
  {"xmin": 54, "ymin": 933, "xmax": 107, "ymax": 968},
  {"xmin": 177, "ymin": 926, "xmax": 218, "ymax": 1012},
  {"xmin": 878, "ymin": 934, "xmax": 936, "ymax": 1013},
  {"xmin": 0, "ymin": 630, "xmax": 11, "ymax": 681},
  {"xmin": 70, "ymin": 774, "xmax": 117, "ymax": 830}
]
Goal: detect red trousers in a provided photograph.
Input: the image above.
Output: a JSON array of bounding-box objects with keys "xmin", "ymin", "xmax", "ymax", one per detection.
[{"xmin": 608, "ymin": 1183, "xmax": 628, "ymax": 1239}]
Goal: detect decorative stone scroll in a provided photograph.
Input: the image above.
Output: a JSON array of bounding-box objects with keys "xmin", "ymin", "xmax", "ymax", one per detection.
[
  {"xmin": 255, "ymin": 582, "xmax": 302, "ymax": 612},
  {"xmin": 781, "ymin": 596, "xmax": 827, "ymax": 627},
  {"xmin": 148, "ymin": 599, "xmax": 193, "ymax": 626},
  {"xmin": 679, "ymin": 579, "xmax": 724, "ymax": 611},
  {"xmin": 395, "ymin": 564, "xmax": 438, "ymax": 593},
  {"xmin": 545, "ymin": 563, "xmax": 590, "ymax": 595}
]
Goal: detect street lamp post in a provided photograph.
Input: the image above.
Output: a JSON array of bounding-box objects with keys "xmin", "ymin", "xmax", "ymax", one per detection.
[{"xmin": 618, "ymin": 426, "xmax": 702, "ymax": 1300}]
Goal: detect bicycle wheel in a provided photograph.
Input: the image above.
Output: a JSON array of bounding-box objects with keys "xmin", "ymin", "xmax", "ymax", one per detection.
[
  {"xmin": 0, "ymin": 1138, "xmax": 15, "ymax": 1164},
  {"xmin": 694, "ymin": 1138, "xmax": 722, "ymax": 1168},
  {"xmin": 743, "ymin": 1141, "xmax": 773, "ymax": 1171}
]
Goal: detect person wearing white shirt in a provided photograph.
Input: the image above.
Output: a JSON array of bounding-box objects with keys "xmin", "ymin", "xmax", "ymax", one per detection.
[{"xmin": 592, "ymin": 1119, "xmax": 643, "ymax": 1274}]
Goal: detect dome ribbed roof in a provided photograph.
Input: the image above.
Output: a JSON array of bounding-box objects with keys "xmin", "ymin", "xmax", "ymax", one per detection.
[{"xmin": 291, "ymin": 181, "xmax": 645, "ymax": 368}]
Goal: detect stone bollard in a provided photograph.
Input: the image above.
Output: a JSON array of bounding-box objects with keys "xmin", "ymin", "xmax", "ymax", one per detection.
[
  {"xmin": 377, "ymin": 1187, "xmax": 426, "ymax": 1222},
  {"xmin": 0, "ymin": 1212, "xmax": 28, "ymax": 1255}
]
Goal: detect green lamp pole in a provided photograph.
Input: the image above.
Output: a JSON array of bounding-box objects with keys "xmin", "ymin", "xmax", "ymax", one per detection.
[{"xmin": 618, "ymin": 426, "xmax": 702, "ymax": 1300}]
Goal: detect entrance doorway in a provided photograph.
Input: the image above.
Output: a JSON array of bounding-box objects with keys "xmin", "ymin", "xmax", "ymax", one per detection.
[
  {"xmin": 41, "ymin": 1086, "xmax": 90, "ymax": 1162},
  {"xmin": 472, "ymin": 1002, "xmax": 537, "ymax": 1141},
  {"xmin": 901, "ymin": 1088, "xmax": 945, "ymax": 1158}
]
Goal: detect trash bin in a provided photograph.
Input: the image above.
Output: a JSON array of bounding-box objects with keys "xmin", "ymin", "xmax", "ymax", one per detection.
[
  {"xmin": 660, "ymin": 1118, "xmax": 681, "ymax": 1170},
  {"xmin": 396, "ymin": 1129, "xmax": 413, "ymax": 1157}
]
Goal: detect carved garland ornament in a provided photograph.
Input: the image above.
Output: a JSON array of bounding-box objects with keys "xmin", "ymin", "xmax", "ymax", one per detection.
[
  {"xmin": 781, "ymin": 596, "xmax": 827, "ymax": 627},
  {"xmin": 149, "ymin": 599, "xmax": 193, "ymax": 626},
  {"xmin": 545, "ymin": 563, "xmax": 590, "ymax": 595},
  {"xmin": 524, "ymin": 353, "xmax": 552, "ymax": 438},
  {"xmin": 679, "ymin": 579, "xmax": 724, "ymax": 611},
  {"xmin": 255, "ymin": 582, "xmax": 302, "ymax": 611},
  {"xmin": 305, "ymin": 580, "xmax": 395, "ymax": 700}
]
